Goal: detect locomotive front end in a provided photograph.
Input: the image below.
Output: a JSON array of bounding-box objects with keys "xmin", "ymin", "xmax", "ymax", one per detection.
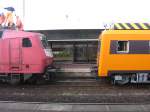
[{"xmin": 40, "ymin": 34, "xmax": 53, "ymax": 66}]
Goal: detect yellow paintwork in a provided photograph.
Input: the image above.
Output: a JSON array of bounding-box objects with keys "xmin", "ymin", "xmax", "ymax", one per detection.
[{"xmin": 98, "ymin": 30, "xmax": 150, "ymax": 77}]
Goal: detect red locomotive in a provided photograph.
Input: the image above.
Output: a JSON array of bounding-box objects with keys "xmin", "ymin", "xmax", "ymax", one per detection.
[{"xmin": 0, "ymin": 30, "xmax": 53, "ymax": 84}]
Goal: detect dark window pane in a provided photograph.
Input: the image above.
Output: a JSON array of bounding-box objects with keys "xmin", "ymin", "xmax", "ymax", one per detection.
[
  {"xmin": 117, "ymin": 41, "xmax": 129, "ymax": 52},
  {"xmin": 0, "ymin": 31, "xmax": 3, "ymax": 38},
  {"xmin": 40, "ymin": 34, "xmax": 49, "ymax": 48},
  {"xmin": 129, "ymin": 40, "xmax": 149, "ymax": 54},
  {"xmin": 22, "ymin": 38, "xmax": 32, "ymax": 47}
]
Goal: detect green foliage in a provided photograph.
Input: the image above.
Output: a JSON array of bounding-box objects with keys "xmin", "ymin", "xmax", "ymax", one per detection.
[{"xmin": 54, "ymin": 51, "xmax": 72, "ymax": 57}]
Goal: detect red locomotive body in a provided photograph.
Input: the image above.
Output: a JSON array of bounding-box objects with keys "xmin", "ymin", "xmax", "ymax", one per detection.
[{"xmin": 0, "ymin": 30, "xmax": 53, "ymax": 84}]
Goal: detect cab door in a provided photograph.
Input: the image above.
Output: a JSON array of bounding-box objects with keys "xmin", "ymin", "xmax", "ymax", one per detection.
[{"xmin": 9, "ymin": 38, "xmax": 22, "ymax": 71}]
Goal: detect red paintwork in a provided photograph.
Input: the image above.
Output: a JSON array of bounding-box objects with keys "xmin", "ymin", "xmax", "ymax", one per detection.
[{"xmin": 0, "ymin": 30, "xmax": 53, "ymax": 74}]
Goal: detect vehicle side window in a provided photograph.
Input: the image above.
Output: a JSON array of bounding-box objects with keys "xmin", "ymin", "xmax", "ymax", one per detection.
[
  {"xmin": 117, "ymin": 41, "xmax": 129, "ymax": 53},
  {"xmin": 22, "ymin": 38, "xmax": 32, "ymax": 47}
]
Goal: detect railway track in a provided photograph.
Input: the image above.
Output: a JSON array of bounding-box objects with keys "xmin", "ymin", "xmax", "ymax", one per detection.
[
  {"xmin": 48, "ymin": 76, "xmax": 150, "ymax": 88},
  {"xmin": 50, "ymin": 77, "xmax": 102, "ymax": 87},
  {"xmin": 0, "ymin": 76, "xmax": 149, "ymax": 103},
  {"xmin": 0, "ymin": 75, "xmax": 149, "ymax": 87}
]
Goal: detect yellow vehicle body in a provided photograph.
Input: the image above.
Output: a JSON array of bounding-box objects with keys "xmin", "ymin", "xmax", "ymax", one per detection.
[{"xmin": 98, "ymin": 30, "xmax": 150, "ymax": 77}]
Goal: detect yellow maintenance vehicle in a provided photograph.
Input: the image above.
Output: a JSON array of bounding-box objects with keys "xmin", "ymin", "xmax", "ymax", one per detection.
[{"xmin": 97, "ymin": 23, "xmax": 150, "ymax": 84}]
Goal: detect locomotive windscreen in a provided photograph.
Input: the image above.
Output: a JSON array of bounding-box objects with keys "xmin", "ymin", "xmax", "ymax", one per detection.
[
  {"xmin": 40, "ymin": 34, "xmax": 49, "ymax": 48},
  {"xmin": 0, "ymin": 31, "xmax": 3, "ymax": 38}
]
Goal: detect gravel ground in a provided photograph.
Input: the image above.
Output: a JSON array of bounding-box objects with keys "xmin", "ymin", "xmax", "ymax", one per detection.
[{"xmin": 0, "ymin": 80, "xmax": 150, "ymax": 103}]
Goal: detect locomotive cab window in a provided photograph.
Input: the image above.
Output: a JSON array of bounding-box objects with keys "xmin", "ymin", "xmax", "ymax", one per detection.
[
  {"xmin": 117, "ymin": 41, "xmax": 129, "ymax": 53},
  {"xmin": 22, "ymin": 38, "xmax": 32, "ymax": 47}
]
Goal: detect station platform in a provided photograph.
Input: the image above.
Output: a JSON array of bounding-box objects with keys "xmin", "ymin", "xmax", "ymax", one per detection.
[{"xmin": 0, "ymin": 102, "xmax": 149, "ymax": 112}]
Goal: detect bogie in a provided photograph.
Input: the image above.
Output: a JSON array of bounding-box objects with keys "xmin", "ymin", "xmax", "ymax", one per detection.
[{"xmin": 111, "ymin": 73, "xmax": 150, "ymax": 85}]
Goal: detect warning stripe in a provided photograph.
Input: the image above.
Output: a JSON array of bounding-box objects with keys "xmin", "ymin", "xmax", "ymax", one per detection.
[
  {"xmin": 130, "ymin": 23, "xmax": 140, "ymax": 29},
  {"xmin": 138, "ymin": 23, "xmax": 148, "ymax": 29},
  {"xmin": 135, "ymin": 23, "xmax": 144, "ymax": 29},
  {"xmin": 118, "ymin": 23, "xmax": 126, "ymax": 29},
  {"xmin": 126, "ymin": 23, "xmax": 135, "ymax": 29},
  {"xmin": 113, "ymin": 23, "xmax": 150, "ymax": 30},
  {"xmin": 121, "ymin": 23, "xmax": 130, "ymax": 29},
  {"xmin": 143, "ymin": 23, "xmax": 150, "ymax": 29},
  {"xmin": 114, "ymin": 23, "xmax": 122, "ymax": 29}
]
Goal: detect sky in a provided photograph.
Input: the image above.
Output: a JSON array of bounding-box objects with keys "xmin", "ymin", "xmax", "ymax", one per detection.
[{"xmin": 0, "ymin": 0, "xmax": 150, "ymax": 30}]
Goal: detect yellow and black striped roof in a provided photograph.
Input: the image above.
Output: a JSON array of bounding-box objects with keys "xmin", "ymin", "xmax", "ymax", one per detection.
[{"xmin": 113, "ymin": 23, "xmax": 150, "ymax": 30}]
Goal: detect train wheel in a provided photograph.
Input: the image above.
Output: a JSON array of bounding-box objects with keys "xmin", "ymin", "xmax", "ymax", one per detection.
[{"xmin": 36, "ymin": 75, "xmax": 46, "ymax": 85}]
